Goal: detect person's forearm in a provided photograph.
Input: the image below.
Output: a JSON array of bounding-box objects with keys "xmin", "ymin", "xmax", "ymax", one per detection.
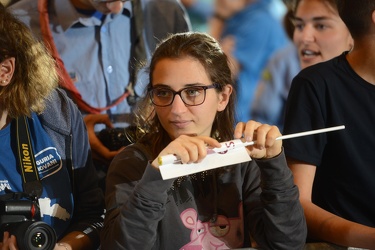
[
  {"xmin": 249, "ymin": 182, "xmax": 306, "ymax": 249},
  {"xmin": 302, "ymin": 200, "xmax": 375, "ymax": 248},
  {"xmin": 256, "ymin": 150, "xmax": 294, "ymax": 190},
  {"xmin": 57, "ymin": 231, "xmax": 92, "ymax": 250},
  {"xmin": 102, "ymin": 163, "xmax": 175, "ymax": 248},
  {"xmin": 209, "ymin": 16, "xmax": 225, "ymax": 40},
  {"xmin": 249, "ymin": 152, "xmax": 307, "ymax": 249}
]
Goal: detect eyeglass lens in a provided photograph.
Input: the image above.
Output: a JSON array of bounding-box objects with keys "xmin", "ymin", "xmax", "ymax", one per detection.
[
  {"xmin": 93, "ymin": 0, "xmax": 128, "ymax": 3},
  {"xmin": 150, "ymin": 85, "xmax": 215, "ymax": 107}
]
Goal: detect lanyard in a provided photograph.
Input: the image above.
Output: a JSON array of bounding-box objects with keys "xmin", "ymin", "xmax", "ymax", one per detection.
[
  {"xmin": 16, "ymin": 116, "xmax": 43, "ymax": 198},
  {"xmin": 37, "ymin": 0, "xmax": 141, "ymax": 114}
]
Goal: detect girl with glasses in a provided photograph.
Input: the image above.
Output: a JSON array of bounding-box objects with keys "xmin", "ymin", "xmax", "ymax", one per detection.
[{"xmin": 101, "ymin": 32, "xmax": 306, "ymax": 249}]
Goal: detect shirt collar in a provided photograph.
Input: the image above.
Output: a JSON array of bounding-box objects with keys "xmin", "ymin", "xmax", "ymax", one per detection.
[{"xmin": 53, "ymin": 0, "xmax": 132, "ymax": 31}]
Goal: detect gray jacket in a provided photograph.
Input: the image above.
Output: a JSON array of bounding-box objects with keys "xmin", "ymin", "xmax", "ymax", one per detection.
[
  {"xmin": 41, "ymin": 89, "xmax": 104, "ymax": 247},
  {"xmin": 102, "ymin": 143, "xmax": 307, "ymax": 249}
]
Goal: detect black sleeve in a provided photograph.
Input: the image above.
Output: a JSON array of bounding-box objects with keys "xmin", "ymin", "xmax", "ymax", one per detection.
[{"xmin": 283, "ymin": 72, "xmax": 328, "ymax": 166}]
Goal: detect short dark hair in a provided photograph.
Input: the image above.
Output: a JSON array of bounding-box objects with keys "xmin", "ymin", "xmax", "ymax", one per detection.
[
  {"xmin": 336, "ymin": 0, "xmax": 375, "ymax": 39},
  {"xmin": 293, "ymin": 0, "xmax": 338, "ymax": 13}
]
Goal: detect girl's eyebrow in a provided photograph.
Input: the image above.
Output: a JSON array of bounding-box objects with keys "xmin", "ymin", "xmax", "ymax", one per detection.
[
  {"xmin": 292, "ymin": 16, "xmax": 332, "ymax": 23},
  {"xmin": 152, "ymin": 83, "xmax": 170, "ymax": 88},
  {"xmin": 152, "ymin": 83, "xmax": 206, "ymax": 88}
]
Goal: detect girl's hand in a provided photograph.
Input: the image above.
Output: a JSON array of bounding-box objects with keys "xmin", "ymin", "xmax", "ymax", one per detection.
[
  {"xmin": 1, "ymin": 232, "xmax": 18, "ymax": 250},
  {"xmin": 152, "ymin": 135, "xmax": 221, "ymax": 169},
  {"xmin": 234, "ymin": 120, "xmax": 282, "ymax": 159}
]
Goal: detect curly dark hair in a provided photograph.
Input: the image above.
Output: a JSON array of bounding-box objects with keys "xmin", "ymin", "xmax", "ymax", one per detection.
[{"xmin": 0, "ymin": 3, "xmax": 58, "ymax": 118}]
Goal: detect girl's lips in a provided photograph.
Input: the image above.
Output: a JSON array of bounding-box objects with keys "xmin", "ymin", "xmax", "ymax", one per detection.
[
  {"xmin": 170, "ymin": 120, "xmax": 191, "ymax": 129},
  {"xmin": 300, "ymin": 49, "xmax": 322, "ymax": 68},
  {"xmin": 301, "ymin": 49, "xmax": 321, "ymax": 58}
]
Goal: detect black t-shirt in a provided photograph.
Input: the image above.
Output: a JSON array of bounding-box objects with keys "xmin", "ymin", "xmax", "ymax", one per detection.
[{"xmin": 283, "ymin": 52, "xmax": 375, "ymax": 227}]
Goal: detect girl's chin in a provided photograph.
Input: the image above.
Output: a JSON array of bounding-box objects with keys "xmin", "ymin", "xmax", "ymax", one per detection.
[
  {"xmin": 301, "ymin": 57, "xmax": 322, "ymax": 69},
  {"xmin": 169, "ymin": 131, "xmax": 197, "ymax": 140}
]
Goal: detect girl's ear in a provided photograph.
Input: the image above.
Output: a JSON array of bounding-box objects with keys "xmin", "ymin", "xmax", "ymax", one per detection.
[
  {"xmin": 0, "ymin": 57, "xmax": 15, "ymax": 86},
  {"xmin": 217, "ymin": 84, "xmax": 233, "ymax": 112}
]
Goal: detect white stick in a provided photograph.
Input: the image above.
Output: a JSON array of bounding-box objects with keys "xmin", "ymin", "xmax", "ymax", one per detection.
[
  {"xmin": 158, "ymin": 125, "xmax": 345, "ymax": 165},
  {"xmin": 242, "ymin": 125, "xmax": 346, "ymax": 146}
]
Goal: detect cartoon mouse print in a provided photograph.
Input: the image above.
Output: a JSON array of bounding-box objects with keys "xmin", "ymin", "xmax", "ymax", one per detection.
[{"xmin": 179, "ymin": 204, "xmax": 244, "ymax": 250}]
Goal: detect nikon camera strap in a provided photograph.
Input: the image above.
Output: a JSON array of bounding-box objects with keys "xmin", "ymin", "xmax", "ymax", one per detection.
[{"xmin": 16, "ymin": 116, "xmax": 43, "ymax": 198}]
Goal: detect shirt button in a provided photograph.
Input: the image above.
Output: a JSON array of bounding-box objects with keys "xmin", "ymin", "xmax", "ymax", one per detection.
[{"xmin": 107, "ymin": 65, "xmax": 113, "ymax": 74}]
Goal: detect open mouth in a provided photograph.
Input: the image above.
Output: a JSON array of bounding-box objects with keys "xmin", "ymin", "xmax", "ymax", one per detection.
[{"xmin": 301, "ymin": 49, "xmax": 320, "ymax": 58}]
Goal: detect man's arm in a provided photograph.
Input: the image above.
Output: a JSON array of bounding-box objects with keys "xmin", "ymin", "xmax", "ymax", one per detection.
[
  {"xmin": 84, "ymin": 114, "xmax": 122, "ymax": 163},
  {"xmin": 288, "ymin": 159, "xmax": 375, "ymax": 249}
]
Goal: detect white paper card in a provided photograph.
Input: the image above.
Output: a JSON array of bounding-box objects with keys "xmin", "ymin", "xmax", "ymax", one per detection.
[{"xmin": 159, "ymin": 146, "xmax": 251, "ymax": 180}]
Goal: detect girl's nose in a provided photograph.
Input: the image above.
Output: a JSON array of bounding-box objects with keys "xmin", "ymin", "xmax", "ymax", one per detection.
[
  {"xmin": 170, "ymin": 94, "xmax": 188, "ymax": 114},
  {"xmin": 300, "ymin": 24, "xmax": 315, "ymax": 44}
]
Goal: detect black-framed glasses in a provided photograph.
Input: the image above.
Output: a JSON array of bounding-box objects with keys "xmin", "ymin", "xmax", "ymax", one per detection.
[
  {"xmin": 92, "ymin": 0, "xmax": 130, "ymax": 3},
  {"xmin": 149, "ymin": 84, "xmax": 218, "ymax": 107}
]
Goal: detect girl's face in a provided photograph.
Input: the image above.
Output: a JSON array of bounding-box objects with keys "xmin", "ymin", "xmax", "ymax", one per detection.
[
  {"xmin": 151, "ymin": 57, "xmax": 231, "ymax": 140},
  {"xmin": 293, "ymin": 0, "xmax": 353, "ymax": 69}
]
